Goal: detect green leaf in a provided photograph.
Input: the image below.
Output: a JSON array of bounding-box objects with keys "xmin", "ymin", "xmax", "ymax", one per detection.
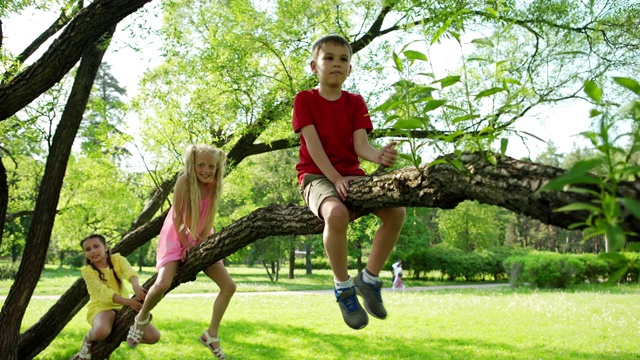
[
  {"xmin": 503, "ymin": 78, "xmax": 522, "ymax": 86},
  {"xmin": 484, "ymin": 7, "xmax": 499, "ymax": 18},
  {"xmin": 427, "ymin": 158, "xmax": 449, "ymax": 167},
  {"xmin": 619, "ymin": 198, "xmax": 640, "ymax": 219},
  {"xmin": 382, "ymin": 114, "xmax": 400, "ymax": 125},
  {"xmin": 471, "ymin": 37, "xmax": 494, "ymax": 47},
  {"xmin": 475, "ymin": 87, "xmax": 505, "ymax": 100},
  {"xmin": 500, "ymin": 138, "xmax": 508, "ymax": 156},
  {"xmin": 431, "ymin": 16, "xmax": 456, "ymax": 45},
  {"xmin": 584, "ymin": 80, "xmax": 602, "ymax": 102},
  {"xmin": 392, "ymin": 51, "xmax": 402, "ymax": 72},
  {"xmin": 496, "ymin": 58, "xmax": 517, "ymax": 67},
  {"xmin": 563, "ymin": 187, "xmax": 599, "ymax": 197},
  {"xmin": 468, "ymin": 57, "xmax": 491, "ymax": 63},
  {"xmin": 538, "ymin": 171, "xmax": 601, "ymax": 192},
  {"xmin": 371, "ymin": 99, "xmax": 403, "ymax": 113},
  {"xmin": 393, "ymin": 118, "xmax": 423, "ymax": 129},
  {"xmin": 568, "ymin": 158, "xmax": 603, "ymax": 175},
  {"xmin": 403, "ymin": 50, "xmax": 428, "ymax": 62},
  {"xmin": 606, "ymin": 266, "xmax": 629, "ymax": 284},
  {"xmin": 435, "ymin": 75, "xmax": 461, "ymax": 88},
  {"xmin": 589, "ymin": 109, "xmax": 602, "ymax": 118},
  {"xmin": 540, "ymin": 158, "xmax": 603, "ymax": 193},
  {"xmin": 398, "ymin": 153, "xmax": 414, "ymax": 162},
  {"xmin": 554, "ymin": 202, "xmax": 603, "ymax": 214},
  {"xmin": 613, "ymin": 77, "xmax": 640, "ymax": 96},
  {"xmin": 606, "ymin": 224, "xmax": 626, "ymax": 252},
  {"xmin": 423, "ymin": 100, "xmax": 446, "ymax": 112},
  {"xmin": 598, "ymin": 252, "xmax": 628, "ymax": 262},
  {"xmin": 479, "ymin": 126, "xmax": 494, "ymax": 135},
  {"xmin": 452, "ymin": 114, "xmax": 480, "ymax": 124},
  {"xmin": 417, "ymin": 72, "xmax": 435, "ymax": 78}
]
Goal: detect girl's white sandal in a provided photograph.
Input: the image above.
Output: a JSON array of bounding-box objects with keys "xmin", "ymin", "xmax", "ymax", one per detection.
[
  {"xmin": 126, "ymin": 313, "xmax": 152, "ymax": 348},
  {"xmin": 76, "ymin": 336, "xmax": 93, "ymax": 359},
  {"xmin": 199, "ymin": 331, "xmax": 226, "ymax": 359}
]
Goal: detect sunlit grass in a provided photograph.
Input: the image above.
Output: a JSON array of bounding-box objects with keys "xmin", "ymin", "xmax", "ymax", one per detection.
[
  {"xmin": 0, "ymin": 264, "xmax": 469, "ymax": 296},
  {"xmin": 15, "ymin": 286, "xmax": 640, "ymax": 359},
  {"xmin": 4, "ymin": 264, "xmax": 640, "ymax": 359}
]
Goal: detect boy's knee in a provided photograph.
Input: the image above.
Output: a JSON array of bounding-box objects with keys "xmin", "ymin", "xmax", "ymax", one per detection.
[
  {"xmin": 322, "ymin": 203, "xmax": 349, "ymax": 225},
  {"xmin": 379, "ymin": 207, "xmax": 406, "ymax": 223}
]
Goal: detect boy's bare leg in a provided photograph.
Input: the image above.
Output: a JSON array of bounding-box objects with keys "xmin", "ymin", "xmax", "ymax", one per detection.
[
  {"xmin": 367, "ymin": 207, "xmax": 406, "ymax": 275},
  {"xmin": 321, "ymin": 197, "xmax": 369, "ymax": 329},
  {"xmin": 320, "ymin": 197, "xmax": 350, "ymax": 282}
]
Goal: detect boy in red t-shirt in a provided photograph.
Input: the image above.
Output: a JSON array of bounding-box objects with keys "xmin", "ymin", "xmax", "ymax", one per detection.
[{"xmin": 292, "ymin": 34, "xmax": 406, "ymax": 330}]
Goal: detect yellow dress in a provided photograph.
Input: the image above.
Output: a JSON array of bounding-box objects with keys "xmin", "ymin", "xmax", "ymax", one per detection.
[{"xmin": 81, "ymin": 253, "xmax": 138, "ymax": 324}]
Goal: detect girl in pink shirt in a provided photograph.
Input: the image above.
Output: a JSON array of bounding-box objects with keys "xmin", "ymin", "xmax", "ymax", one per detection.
[{"xmin": 127, "ymin": 144, "xmax": 235, "ymax": 360}]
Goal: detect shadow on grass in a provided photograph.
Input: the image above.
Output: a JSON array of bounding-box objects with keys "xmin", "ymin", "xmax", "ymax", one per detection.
[{"xmin": 55, "ymin": 317, "xmax": 639, "ymax": 360}]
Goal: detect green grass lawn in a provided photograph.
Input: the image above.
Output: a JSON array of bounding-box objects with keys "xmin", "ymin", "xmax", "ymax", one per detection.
[
  {"xmin": 0, "ymin": 263, "xmax": 465, "ymax": 296},
  {"xmin": 3, "ymin": 265, "xmax": 640, "ymax": 359}
]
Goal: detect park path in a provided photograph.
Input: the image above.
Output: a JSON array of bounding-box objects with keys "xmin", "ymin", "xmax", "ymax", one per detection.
[{"xmin": 0, "ymin": 283, "xmax": 508, "ymax": 301}]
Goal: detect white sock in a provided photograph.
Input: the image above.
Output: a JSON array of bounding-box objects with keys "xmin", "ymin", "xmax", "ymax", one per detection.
[
  {"xmin": 362, "ymin": 269, "xmax": 379, "ymax": 285},
  {"xmin": 334, "ymin": 276, "xmax": 353, "ymax": 290}
]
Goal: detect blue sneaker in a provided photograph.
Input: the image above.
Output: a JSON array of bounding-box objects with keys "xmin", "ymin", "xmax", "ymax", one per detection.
[
  {"xmin": 335, "ymin": 286, "xmax": 368, "ymax": 330},
  {"xmin": 354, "ymin": 272, "xmax": 387, "ymax": 319}
]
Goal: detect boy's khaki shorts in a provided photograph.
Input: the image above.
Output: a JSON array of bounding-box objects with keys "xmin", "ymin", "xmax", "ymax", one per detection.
[{"xmin": 300, "ymin": 174, "xmax": 341, "ymax": 219}]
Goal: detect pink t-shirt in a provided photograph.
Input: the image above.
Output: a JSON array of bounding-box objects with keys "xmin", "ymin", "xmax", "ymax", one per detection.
[
  {"xmin": 292, "ymin": 89, "xmax": 373, "ymax": 184},
  {"xmin": 156, "ymin": 196, "xmax": 212, "ymax": 269}
]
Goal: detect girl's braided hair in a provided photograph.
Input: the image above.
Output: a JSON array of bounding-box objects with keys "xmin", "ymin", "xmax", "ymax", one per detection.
[{"xmin": 80, "ymin": 234, "xmax": 122, "ymax": 290}]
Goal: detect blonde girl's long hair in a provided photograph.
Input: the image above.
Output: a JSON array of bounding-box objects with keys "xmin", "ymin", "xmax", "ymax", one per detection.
[{"xmin": 181, "ymin": 144, "xmax": 226, "ymax": 239}]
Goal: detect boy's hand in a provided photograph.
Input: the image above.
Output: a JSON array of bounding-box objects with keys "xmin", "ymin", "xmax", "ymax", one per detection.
[
  {"xmin": 334, "ymin": 175, "xmax": 360, "ymax": 201},
  {"xmin": 378, "ymin": 142, "xmax": 398, "ymax": 167}
]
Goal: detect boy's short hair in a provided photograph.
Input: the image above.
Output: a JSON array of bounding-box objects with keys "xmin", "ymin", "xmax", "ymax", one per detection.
[{"xmin": 311, "ymin": 35, "xmax": 353, "ymax": 60}]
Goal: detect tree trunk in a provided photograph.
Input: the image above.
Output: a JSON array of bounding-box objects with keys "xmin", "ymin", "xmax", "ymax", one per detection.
[
  {"xmin": 0, "ymin": 27, "xmax": 115, "ymax": 359},
  {"xmin": 288, "ymin": 237, "xmax": 295, "ymax": 280},
  {"xmin": 305, "ymin": 241, "xmax": 313, "ymax": 275},
  {"xmin": 0, "ymin": 158, "xmax": 7, "ymax": 248}
]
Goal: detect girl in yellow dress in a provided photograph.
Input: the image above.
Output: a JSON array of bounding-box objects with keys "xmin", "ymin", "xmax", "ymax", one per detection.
[{"xmin": 74, "ymin": 234, "xmax": 160, "ymax": 359}]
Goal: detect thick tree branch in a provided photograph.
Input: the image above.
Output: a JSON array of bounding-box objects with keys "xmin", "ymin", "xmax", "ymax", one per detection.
[
  {"xmin": 85, "ymin": 152, "xmax": 640, "ymax": 358},
  {"xmin": 0, "ymin": 0, "xmax": 152, "ymax": 121},
  {"xmin": 2, "ymin": 3, "xmax": 82, "ymax": 83}
]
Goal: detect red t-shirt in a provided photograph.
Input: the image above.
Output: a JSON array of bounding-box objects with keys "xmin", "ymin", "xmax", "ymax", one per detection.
[{"xmin": 292, "ymin": 89, "xmax": 373, "ymax": 184}]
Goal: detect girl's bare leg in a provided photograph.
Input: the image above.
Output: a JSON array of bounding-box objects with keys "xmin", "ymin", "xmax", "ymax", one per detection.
[{"xmin": 201, "ymin": 262, "xmax": 236, "ymax": 349}]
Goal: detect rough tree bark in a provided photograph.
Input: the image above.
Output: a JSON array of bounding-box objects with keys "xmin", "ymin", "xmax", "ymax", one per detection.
[
  {"xmin": 0, "ymin": 27, "xmax": 116, "ymax": 360},
  {"xmin": 74, "ymin": 152, "xmax": 639, "ymax": 359},
  {"xmin": 0, "ymin": 158, "xmax": 7, "ymax": 250}
]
